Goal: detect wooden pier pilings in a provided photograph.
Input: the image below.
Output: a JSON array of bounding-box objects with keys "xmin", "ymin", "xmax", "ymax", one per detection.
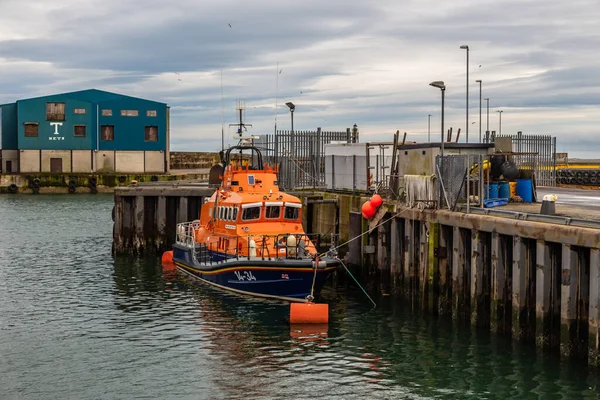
[
  {"xmin": 112, "ymin": 186, "xmax": 600, "ymax": 365},
  {"xmin": 340, "ymin": 203, "xmax": 600, "ymax": 365},
  {"xmin": 113, "ymin": 183, "xmax": 213, "ymax": 255}
]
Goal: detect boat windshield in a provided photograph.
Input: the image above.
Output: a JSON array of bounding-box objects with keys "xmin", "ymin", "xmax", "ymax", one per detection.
[
  {"xmin": 265, "ymin": 206, "xmax": 280, "ymax": 219},
  {"xmin": 284, "ymin": 206, "xmax": 299, "ymax": 220},
  {"xmin": 242, "ymin": 206, "xmax": 261, "ymax": 221}
]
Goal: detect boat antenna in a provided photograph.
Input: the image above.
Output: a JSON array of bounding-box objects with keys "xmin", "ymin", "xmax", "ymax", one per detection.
[
  {"xmin": 274, "ymin": 61, "xmax": 279, "ymax": 134},
  {"xmin": 229, "ymin": 99, "xmax": 253, "ymax": 145},
  {"xmin": 221, "ymin": 68, "xmax": 225, "ymax": 151}
]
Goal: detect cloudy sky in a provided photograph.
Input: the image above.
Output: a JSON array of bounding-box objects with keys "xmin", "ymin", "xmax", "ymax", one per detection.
[{"xmin": 1, "ymin": 0, "xmax": 599, "ymax": 157}]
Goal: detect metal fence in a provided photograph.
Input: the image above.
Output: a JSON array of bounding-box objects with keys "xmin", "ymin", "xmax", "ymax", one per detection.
[
  {"xmin": 496, "ymin": 132, "xmax": 556, "ymax": 187},
  {"xmin": 255, "ymin": 128, "xmax": 357, "ymax": 190},
  {"xmin": 436, "ymin": 154, "xmax": 486, "ymax": 210}
]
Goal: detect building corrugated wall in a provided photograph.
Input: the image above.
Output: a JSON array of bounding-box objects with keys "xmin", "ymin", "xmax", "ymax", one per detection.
[{"xmin": 1, "ymin": 89, "xmax": 169, "ymax": 174}]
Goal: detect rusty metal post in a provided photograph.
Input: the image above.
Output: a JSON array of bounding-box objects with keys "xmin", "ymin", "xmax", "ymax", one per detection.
[
  {"xmin": 512, "ymin": 236, "xmax": 527, "ymax": 340},
  {"xmin": 561, "ymin": 244, "xmax": 579, "ymax": 357},
  {"xmin": 589, "ymin": 248, "xmax": 600, "ymax": 366},
  {"xmin": 535, "ymin": 240, "xmax": 553, "ymax": 349}
]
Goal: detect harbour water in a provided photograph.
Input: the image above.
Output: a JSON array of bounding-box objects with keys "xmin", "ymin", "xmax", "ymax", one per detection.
[{"xmin": 0, "ymin": 194, "xmax": 599, "ymax": 399}]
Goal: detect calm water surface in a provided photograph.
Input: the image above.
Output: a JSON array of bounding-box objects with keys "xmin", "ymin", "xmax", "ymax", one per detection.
[{"xmin": 0, "ymin": 194, "xmax": 599, "ymax": 399}]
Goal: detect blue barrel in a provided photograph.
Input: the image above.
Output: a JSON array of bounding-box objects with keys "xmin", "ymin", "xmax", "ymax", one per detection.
[
  {"xmin": 516, "ymin": 179, "xmax": 533, "ymax": 202},
  {"xmin": 498, "ymin": 181, "xmax": 510, "ymax": 199},
  {"xmin": 489, "ymin": 183, "xmax": 499, "ymax": 199}
]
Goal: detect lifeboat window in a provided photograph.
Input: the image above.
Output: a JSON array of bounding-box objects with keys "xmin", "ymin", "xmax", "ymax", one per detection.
[
  {"xmin": 232, "ymin": 207, "xmax": 238, "ymax": 221},
  {"xmin": 265, "ymin": 206, "xmax": 280, "ymax": 219},
  {"xmin": 227, "ymin": 207, "xmax": 233, "ymax": 221},
  {"xmin": 284, "ymin": 206, "xmax": 300, "ymax": 220},
  {"xmin": 242, "ymin": 206, "xmax": 261, "ymax": 221},
  {"xmin": 218, "ymin": 207, "xmax": 223, "ymax": 220}
]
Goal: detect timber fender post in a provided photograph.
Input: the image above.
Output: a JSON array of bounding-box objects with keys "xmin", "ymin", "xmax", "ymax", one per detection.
[{"xmin": 112, "ymin": 184, "xmax": 213, "ymax": 255}]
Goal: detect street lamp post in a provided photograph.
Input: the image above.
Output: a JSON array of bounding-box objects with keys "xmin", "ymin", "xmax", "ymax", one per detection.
[
  {"xmin": 476, "ymin": 80, "xmax": 482, "ymax": 143},
  {"xmin": 460, "ymin": 45, "xmax": 469, "ymax": 143},
  {"xmin": 497, "ymin": 110, "xmax": 503, "ymax": 136},
  {"xmin": 429, "ymin": 81, "xmax": 446, "ymax": 207},
  {"xmin": 428, "ymin": 114, "xmax": 431, "ymax": 142},
  {"xmin": 484, "ymin": 98, "xmax": 490, "ymax": 139}
]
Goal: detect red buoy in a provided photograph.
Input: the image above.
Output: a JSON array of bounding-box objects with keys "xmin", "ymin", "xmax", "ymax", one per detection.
[
  {"xmin": 161, "ymin": 251, "xmax": 177, "ymax": 272},
  {"xmin": 162, "ymin": 250, "xmax": 173, "ymax": 263},
  {"xmin": 370, "ymin": 194, "xmax": 383, "ymax": 208},
  {"xmin": 361, "ymin": 201, "xmax": 376, "ymax": 219},
  {"xmin": 290, "ymin": 302, "xmax": 329, "ymax": 324}
]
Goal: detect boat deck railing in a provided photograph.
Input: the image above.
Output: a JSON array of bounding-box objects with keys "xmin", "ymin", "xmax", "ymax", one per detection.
[{"xmin": 175, "ymin": 221, "xmax": 338, "ymax": 265}]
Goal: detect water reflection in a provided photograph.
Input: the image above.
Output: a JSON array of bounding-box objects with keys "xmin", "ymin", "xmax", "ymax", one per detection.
[{"xmin": 2, "ymin": 195, "xmax": 600, "ymax": 399}]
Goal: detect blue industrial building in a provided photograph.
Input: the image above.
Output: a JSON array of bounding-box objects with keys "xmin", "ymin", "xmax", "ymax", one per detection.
[{"xmin": 0, "ymin": 89, "xmax": 170, "ymax": 174}]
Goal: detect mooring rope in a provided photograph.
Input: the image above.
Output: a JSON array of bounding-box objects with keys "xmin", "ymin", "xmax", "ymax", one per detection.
[
  {"xmin": 336, "ymin": 257, "xmax": 377, "ymax": 308},
  {"xmin": 317, "ymin": 212, "xmax": 400, "ymax": 258},
  {"xmin": 307, "ymin": 257, "xmax": 319, "ymax": 303}
]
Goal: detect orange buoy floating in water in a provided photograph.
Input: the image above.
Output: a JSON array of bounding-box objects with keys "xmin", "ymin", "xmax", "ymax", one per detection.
[
  {"xmin": 290, "ymin": 302, "xmax": 329, "ymax": 324},
  {"xmin": 161, "ymin": 251, "xmax": 176, "ymax": 271},
  {"xmin": 162, "ymin": 250, "xmax": 173, "ymax": 263}
]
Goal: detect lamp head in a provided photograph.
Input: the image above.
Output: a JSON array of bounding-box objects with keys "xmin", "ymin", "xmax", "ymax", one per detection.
[
  {"xmin": 429, "ymin": 81, "xmax": 445, "ymax": 90},
  {"xmin": 460, "ymin": 45, "xmax": 469, "ymax": 49},
  {"xmin": 285, "ymin": 102, "xmax": 295, "ymax": 112},
  {"xmin": 476, "ymin": 79, "xmax": 482, "ymax": 83}
]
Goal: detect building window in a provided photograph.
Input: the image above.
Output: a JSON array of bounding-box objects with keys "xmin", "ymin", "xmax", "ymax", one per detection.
[
  {"xmin": 74, "ymin": 108, "xmax": 86, "ymax": 115},
  {"xmin": 145, "ymin": 126, "xmax": 158, "ymax": 142},
  {"xmin": 147, "ymin": 110, "xmax": 157, "ymax": 117},
  {"xmin": 120, "ymin": 109, "xmax": 138, "ymax": 117},
  {"xmin": 101, "ymin": 125, "xmax": 114, "ymax": 141},
  {"xmin": 24, "ymin": 122, "xmax": 39, "ymax": 137},
  {"xmin": 74, "ymin": 125, "xmax": 86, "ymax": 137},
  {"xmin": 46, "ymin": 102, "xmax": 65, "ymax": 121},
  {"xmin": 102, "ymin": 109, "xmax": 112, "ymax": 116}
]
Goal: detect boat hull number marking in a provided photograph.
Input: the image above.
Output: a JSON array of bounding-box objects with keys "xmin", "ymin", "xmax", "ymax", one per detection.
[{"xmin": 234, "ymin": 271, "xmax": 257, "ymax": 281}]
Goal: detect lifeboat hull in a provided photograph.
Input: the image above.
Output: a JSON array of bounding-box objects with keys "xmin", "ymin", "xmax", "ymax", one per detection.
[{"xmin": 172, "ymin": 244, "xmax": 338, "ymax": 302}]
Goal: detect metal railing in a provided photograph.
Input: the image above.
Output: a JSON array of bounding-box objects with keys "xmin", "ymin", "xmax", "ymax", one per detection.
[
  {"xmin": 175, "ymin": 222, "xmax": 337, "ymax": 265},
  {"xmin": 496, "ymin": 132, "xmax": 557, "ymax": 187},
  {"xmin": 255, "ymin": 128, "xmax": 358, "ymax": 190}
]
